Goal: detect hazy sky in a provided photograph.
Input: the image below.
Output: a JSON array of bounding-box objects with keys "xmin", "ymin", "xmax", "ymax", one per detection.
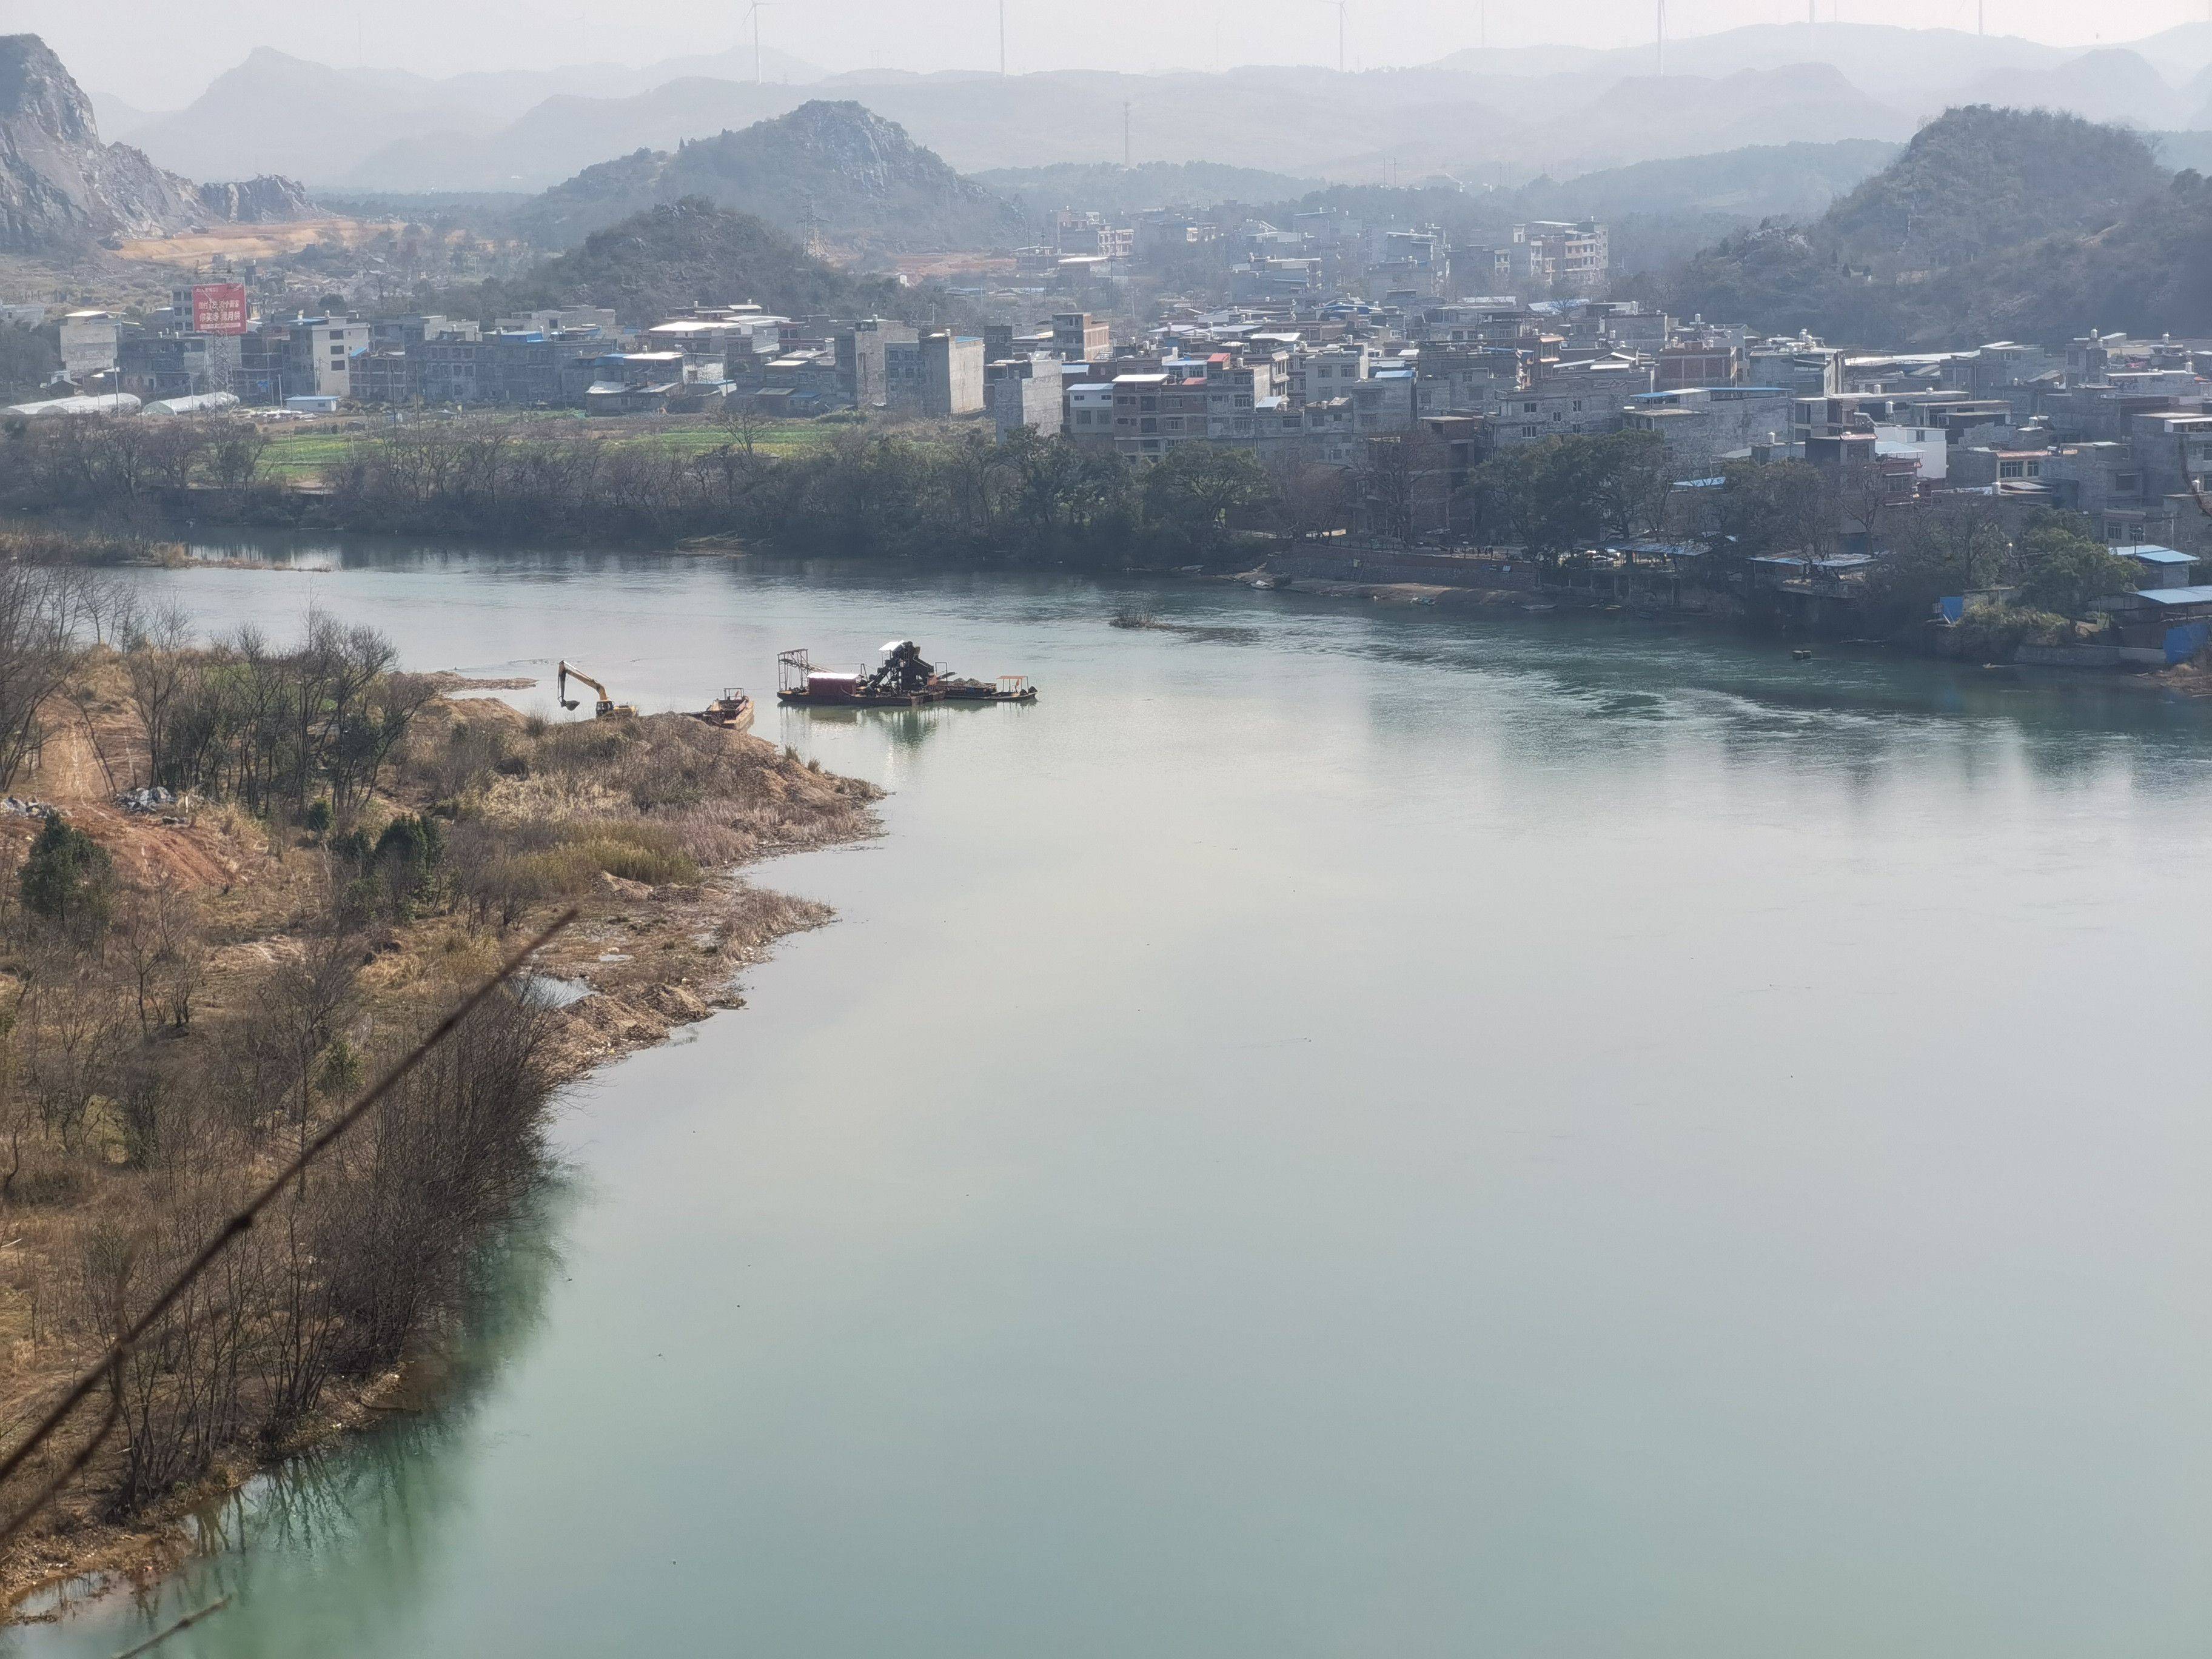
[{"xmin": 26, "ymin": 0, "xmax": 2212, "ymax": 108}]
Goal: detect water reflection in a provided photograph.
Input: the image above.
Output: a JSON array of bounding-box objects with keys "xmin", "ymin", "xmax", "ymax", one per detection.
[
  {"xmin": 3, "ymin": 1182, "xmax": 574, "ymax": 1658},
  {"xmin": 16, "ymin": 537, "xmax": 2212, "ymax": 1659}
]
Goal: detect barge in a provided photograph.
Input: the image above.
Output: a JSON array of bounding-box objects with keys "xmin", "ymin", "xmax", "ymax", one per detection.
[
  {"xmin": 692, "ymin": 687, "xmax": 756, "ymax": 732},
  {"xmin": 777, "ymin": 643, "xmax": 1040, "ymax": 707}
]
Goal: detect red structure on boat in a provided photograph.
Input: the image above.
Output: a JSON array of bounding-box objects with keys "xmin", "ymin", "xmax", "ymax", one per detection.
[{"xmin": 777, "ymin": 643, "xmax": 1039, "ymax": 707}]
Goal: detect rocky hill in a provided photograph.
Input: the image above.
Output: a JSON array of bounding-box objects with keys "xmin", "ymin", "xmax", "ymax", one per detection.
[
  {"xmin": 0, "ymin": 34, "xmax": 315, "ymax": 253},
  {"xmin": 515, "ymin": 101, "xmax": 1032, "ymax": 259},
  {"xmin": 1660, "ymin": 107, "xmax": 2193, "ymax": 347}
]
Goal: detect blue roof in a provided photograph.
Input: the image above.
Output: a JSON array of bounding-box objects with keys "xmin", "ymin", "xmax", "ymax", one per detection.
[
  {"xmin": 2128, "ymin": 585, "xmax": 2212, "ymax": 606},
  {"xmin": 2114, "ymin": 544, "xmax": 2196, "ymax": 564}
]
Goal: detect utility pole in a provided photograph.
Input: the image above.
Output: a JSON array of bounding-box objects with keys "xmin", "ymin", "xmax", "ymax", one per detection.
[
  {"xmin": 1655, "ymin": 0, "xmax": 1666, "ymax": 74},
  {"xmin": 1122, "ymin": 100, "xmax": 1131, "ymax": 169}
]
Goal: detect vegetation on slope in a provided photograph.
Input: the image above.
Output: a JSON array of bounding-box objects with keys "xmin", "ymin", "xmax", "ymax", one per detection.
[
  {"xmin": 394, "ymin": 198, "xmax": 919, "ymax": 329},
  {"xmin": 0, "ymin": 581, "xmax": 877, "ymax": 1587},
  {"xmin": 1659, "ymin": 107, "xmax": 2204, "ymax": 345},
  {"xmin": 517, "ymin": 101, "xmax": 1033, "ymax": 257}
]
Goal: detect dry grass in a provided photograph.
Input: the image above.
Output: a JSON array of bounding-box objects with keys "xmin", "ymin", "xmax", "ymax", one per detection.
[
  {"xmin": 0, "ymin": 675, "xmax": 882, "ymax": 1605},
  {"xmin": 108, "ymin": 220, "xmax": 370, "ymax": 266}
]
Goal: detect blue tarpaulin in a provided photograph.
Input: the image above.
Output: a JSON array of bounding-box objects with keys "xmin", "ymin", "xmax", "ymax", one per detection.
[{"xmin": 2165, "ymin": 622, "xmax": 2209, "ymax": 665}]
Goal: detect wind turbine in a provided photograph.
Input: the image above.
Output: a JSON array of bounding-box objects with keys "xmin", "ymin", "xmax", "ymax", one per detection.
[
  {"xmin": 1318, "ymin": 0, "xmax": 1348, "ymax": 72},
  {"xmin": 746, "ymin": 1, "xmax": 776, "ymax": 85},
  {"xmin": 1655, "ymin": 0, "xmax": 1667, "ymax": 74},
  {"xmin": 999, "ymin": 0, "xmax": 1007, "ymax": 75}
]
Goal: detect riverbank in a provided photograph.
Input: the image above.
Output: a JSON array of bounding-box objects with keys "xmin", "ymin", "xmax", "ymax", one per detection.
[{"xmin": 0, "ymin": 659, "xmax": 880, "ymax": 1614}]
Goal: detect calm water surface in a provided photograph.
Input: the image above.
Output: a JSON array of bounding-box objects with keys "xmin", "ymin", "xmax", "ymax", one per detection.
[{"xmin": 12, "ymin": 537, "xmax": 2212, "ymax": 1657}]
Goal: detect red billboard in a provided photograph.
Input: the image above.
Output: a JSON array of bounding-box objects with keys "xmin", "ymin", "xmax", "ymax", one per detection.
[{"xmin": 192, "ymin": 282, "xmax": 249, "ymax": 336}]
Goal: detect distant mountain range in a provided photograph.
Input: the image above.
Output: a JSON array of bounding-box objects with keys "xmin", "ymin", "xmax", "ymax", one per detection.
[
  {"xmin": 516, "ymin": 102, "xmax": 1033, "ymax": 258},
  {"xmin": 95, "ymin": 21, "xmax": 2212, "ymax": 194},
  {"xmin": 974, "ymin": 161, "xmax": 1322, "ymax": 216},
  {"xmin": 0, "ymin": 34, "xmax": 313, "ymax": 255}
]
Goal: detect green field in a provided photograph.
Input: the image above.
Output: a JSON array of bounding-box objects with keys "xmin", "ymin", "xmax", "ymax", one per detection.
[
  {"xmin": 258, "ymin": 429, "xmax": 363, "ymax": 480},
  {"xmin": 256, "ymin": 414, "xmax": 843, "ymax": 483}
]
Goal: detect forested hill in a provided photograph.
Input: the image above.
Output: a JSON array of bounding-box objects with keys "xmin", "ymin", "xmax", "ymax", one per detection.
[
  {"xmin": 425, "ymin": 199, "xmax": 914, "ymax": 329},
  {"xmin": 1658, "ymin": 107, "xmax": 2211, "ymax": 347},
  {"xmin": 515, "ymin": 101, "xmax": 1031, "ymax": 259}
]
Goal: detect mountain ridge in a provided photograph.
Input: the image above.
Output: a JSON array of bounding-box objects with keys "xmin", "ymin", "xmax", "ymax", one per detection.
[
  {"xmin": 0, "ymin": 34, "xmax": 316, "ymax": 253},
  {"xmin": 515, "ymin": 101, "xmax": 1033, "ymax": 258},
  {"xmin": 110, "ymin": 22, "xmax": 2212, "ymax": 194},
  {"xmin": 1657, "ymin": 106, "xmax": 2201, "ymax": 347}
]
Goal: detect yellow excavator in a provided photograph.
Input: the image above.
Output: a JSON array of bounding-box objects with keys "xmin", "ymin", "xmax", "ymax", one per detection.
[{"xmin": 557, "ymin": 660, "xmax": 637, "ymax": 719}]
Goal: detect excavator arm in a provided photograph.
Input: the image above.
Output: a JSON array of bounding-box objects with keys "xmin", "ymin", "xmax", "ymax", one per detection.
[
  {"xmin": 557, "ymin": 660, "xmax": 609, "ymax": 709},
  {"xmin": 556, "ymin": 660, "xmax": 632, "ymax": 718}
]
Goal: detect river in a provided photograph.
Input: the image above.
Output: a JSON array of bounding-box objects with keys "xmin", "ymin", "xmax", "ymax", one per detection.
[{"xmin": 11, "ymin": 537, "xmax": 2212, "ymax": 1657}]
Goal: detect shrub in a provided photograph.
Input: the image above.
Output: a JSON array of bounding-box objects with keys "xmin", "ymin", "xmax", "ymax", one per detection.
[
  {"xmin": 567, "ymin": 830, "xmax": 699, "ymax": 886},
  {"xmin": 19, "ymin": 816, "xmax": 113, "ymax": 937},
  {"xmin": 1953, "ymin": 601, "xmax": 2068, "ymax": 662},
  {"xmin": 303, "ymin": 800, "xmax": 332, "ymax": 836}
]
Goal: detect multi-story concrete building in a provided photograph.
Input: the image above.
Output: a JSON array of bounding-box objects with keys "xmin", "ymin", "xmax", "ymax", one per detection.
[
  {"xmin": 1487, "ymin": 360, "xmax": 1652, "ymax": 446},
  {"xmin": 1111, "ymin": 372, "xmax": 1170, "ymax": 460},
  {"xmin": 1413, "ymin": 344, "xmax": 1524, "ymax": 417},
  {"xmin": 1512, "ymin": 220, "xmax": 1609, "ymax": 292},
  {"xmin": 1657, "ymin": 339, "xmax": 1742, "ymax": 390},
  {"xmin": 1744, "ymin": 335, "xmax": 1845, "ymax": 401},
  {"xmin": 59, "ymin": 310, "xmax": 121, "ymax": 384},
  {"xmin": 284, "ymin": 315, "xmax": 370, "ymax": 400},
  {"xmin": 1622, "ymin": 384, "xmax": 1797, "ymax": 461},
  {"xmin": 1052, "ymin": 312, "xmax": 1113, "ymax": 363},
  {"xmin": 885, "ymin": 332, "xmax": 985, "ymax": 417},
  {"xmin": 990, "ymin": 374, "xmax": 1064, "ymax": 440},
  {"xmin": 117, "ymin": 330, "xmax": 241, "ymax": 400},
  {"xmin": 1066, "ymin": 381, "xmax": 1116, "ymax": 447},
  {"xmin": 1204, "ymin": 355, "xmax": 1281, "ymax": 441},
  {"xmin": 836, "ymin": 319, "xmax": 919, "ymax": 409},
  {"xmin": 1296, "ymin": 344, "xmax": 1373, "ymax": 407}
]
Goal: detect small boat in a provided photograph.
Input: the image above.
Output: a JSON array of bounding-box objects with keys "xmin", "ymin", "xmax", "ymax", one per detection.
[
  {"xmin": 694, "ymin": 687, "xmax": 756, "ymax": 732},
  {"xmin": 1792, "ymin": 647, "xmax": 1814, "ymax": 662},
  {"xmin": 936, "ymin": 674, "xmax": 1038, "ymax": 704}
]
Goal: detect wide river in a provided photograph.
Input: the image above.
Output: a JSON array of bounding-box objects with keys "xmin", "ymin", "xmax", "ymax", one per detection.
[{"xmin": 10, "ymin": 538, "xmax": 2212, "ymax": 1657}]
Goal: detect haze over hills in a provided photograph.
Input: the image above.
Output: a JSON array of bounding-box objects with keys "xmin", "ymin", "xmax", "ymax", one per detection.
[
  {"xmin": 112, "ymin": 42, "xmax": 825, "ymax": 184},
  {"xmin": 516, "ymin": 102, "xmax": 1033, "ymax": 258},
  {"xmin": 100, "ymin": 20, "xmax": 2212, "ymax": 195},
  {"xmin": 1659, "ymin": 106, "xmax": 2212, "ymax": 346},
  {"xmin": 0, "ymin": 34, "xmax": 312, "ymax": 255},
  {"xmin": 337, "ymin": 61, "xmax": 1913, "ymax": 195},
  {"xmin": 974, "ymin": 161, "xmax": 1324, "ymax": 216}
]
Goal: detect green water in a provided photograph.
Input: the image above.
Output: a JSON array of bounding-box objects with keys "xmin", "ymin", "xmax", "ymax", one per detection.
[{"xmin": 10, "ymin": 540, "xmax": 2212, "ymax": 1657}]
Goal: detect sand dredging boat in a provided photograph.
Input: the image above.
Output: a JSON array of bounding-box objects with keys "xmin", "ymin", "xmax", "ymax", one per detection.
[{"xmin": 777, "ymin": 642, "xmax": 1039, "ymax": 707}]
